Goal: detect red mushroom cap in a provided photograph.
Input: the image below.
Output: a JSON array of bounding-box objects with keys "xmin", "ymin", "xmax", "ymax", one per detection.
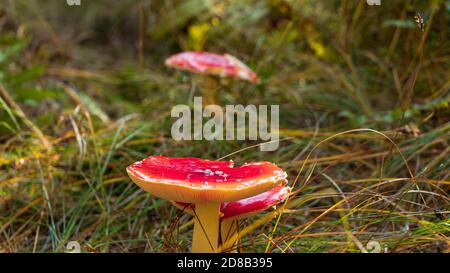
[
  {"xmin": 127, "ymin": 156, "xmax": 287, "ymax": 203},
  {"xmin": 173, "ymin": 185, "xmax": 291, "ymax": 219},
  {"xmin": 165, "ymin": 51, "xmax": 260, "ymax": 84},
  {"xmin": 220, "ymin": 185, "xmax": 291, "ymax": 219}
]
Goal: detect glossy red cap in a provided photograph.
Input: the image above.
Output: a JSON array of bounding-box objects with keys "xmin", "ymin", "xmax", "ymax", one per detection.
[
  {"xmin": 173, "ymin": 185, "xmax": 291, "ymax": 219},
  {"xmin": 126, "ymin": 156, "xmax": 287, "ymax": 203},
  {"xmin": 165, "ymin": 51, "xmax": 260, "ymax": 83}
]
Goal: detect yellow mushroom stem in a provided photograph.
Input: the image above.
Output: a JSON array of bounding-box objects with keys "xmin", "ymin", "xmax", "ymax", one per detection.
[
  {"xmin": 192, "ymin": 202, "xmax": 220, "ymax": 253},
  {"xmin": 200, "ymin": 75, "xmax": 219, "ymax": 106},
  {"xmin": 220, "ymin": 218, "xmax": 239, "ymax": 253}
]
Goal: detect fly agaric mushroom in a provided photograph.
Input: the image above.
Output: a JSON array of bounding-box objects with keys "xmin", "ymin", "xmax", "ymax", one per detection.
[
  {"xmin": 165, "ymin": 51, "xmax": 259, "ymax": 105},
  {"xmin": 126, "ymin": 155, "xmax": 287, "ymax": 253},
  {"xmin": 172, "ymin": 184, "xmax": 291, "ymax": 252}
]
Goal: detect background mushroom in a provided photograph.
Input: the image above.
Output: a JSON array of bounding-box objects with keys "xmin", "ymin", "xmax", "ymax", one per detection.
[
  {"xmin": 126, "ymin": 155, "xmax": 287, "ymax": 253},
  {"xmin": 165, "ymin": 51, "xmax": 259, "ymax": 105},
  {"xmin": 173, "ymin": 184, "xmax": 291, "ymax": 252}
]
